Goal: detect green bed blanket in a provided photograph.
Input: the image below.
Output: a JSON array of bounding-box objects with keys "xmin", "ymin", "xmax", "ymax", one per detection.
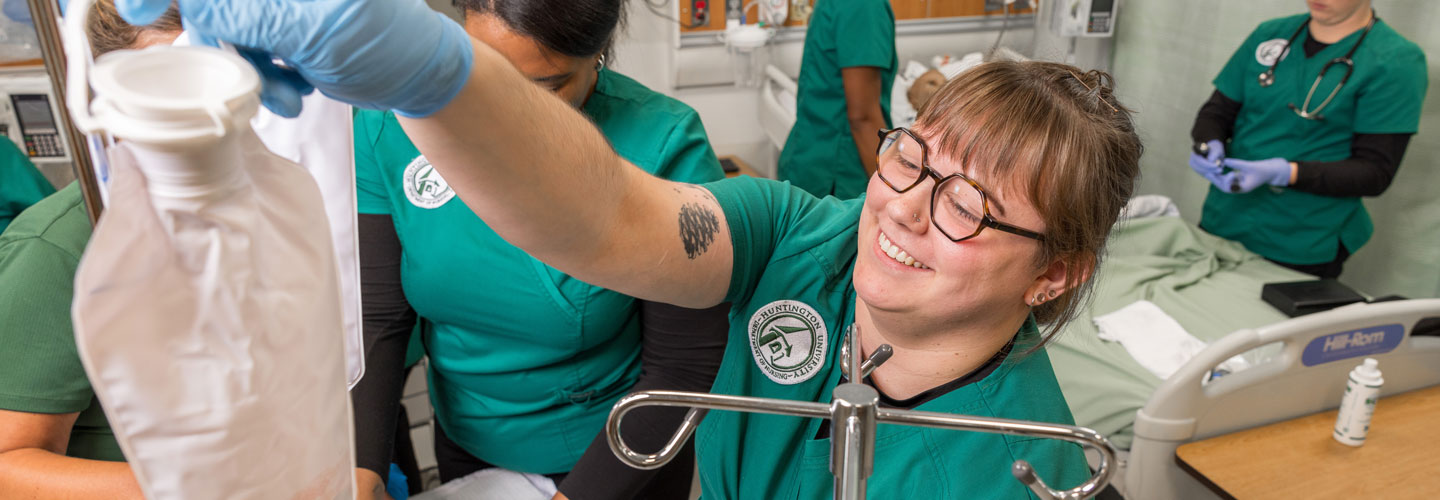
[{"xmin": 1048, "ymin": 215, "xmax": 1313, "ymax": 448}]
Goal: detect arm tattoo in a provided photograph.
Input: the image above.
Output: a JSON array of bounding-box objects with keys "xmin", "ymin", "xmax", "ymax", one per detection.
[
  {"xmin": 684, "ymin": 184, "xmax": 718, "ymax": 203},
  {"xmin": 679, "ymin": 202, "xmax": 719, "ymax": 259}
]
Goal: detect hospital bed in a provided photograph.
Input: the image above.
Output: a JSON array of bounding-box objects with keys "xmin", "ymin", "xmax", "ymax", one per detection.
[
  {"xmin": 1126, "ymin": 298, "xmax": 1440, "ymax": 498},
  {"xmin": 759, "ymin": 65, "xmax": 797, "ymax": 153},
  {"xmin": 1048, "ymin": 213, "xmax": 1312, "ymax": 450},
  {"xmin": 1047, "ymin": 211, "xmax": 1440, "ymax": 498}
]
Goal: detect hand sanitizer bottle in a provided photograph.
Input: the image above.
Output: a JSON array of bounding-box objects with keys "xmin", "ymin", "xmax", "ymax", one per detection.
[{"xmin": 1333, "ymin": 358, "xmax": 1383, "ymax": 446}]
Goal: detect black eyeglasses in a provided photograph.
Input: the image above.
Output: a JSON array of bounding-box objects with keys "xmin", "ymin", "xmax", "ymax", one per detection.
[{"xmin": 875, "ymin": 128, "xmax": 1045, "ymax": 242}]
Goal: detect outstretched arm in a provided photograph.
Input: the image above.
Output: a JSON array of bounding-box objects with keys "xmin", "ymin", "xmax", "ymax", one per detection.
[
  {"xmin": 0, "ymin": 410, "xmax": 143, "ymax": 499},
  {"xmin": 398, "ymin": 39, "xmax": 733, "ymax": 309}
]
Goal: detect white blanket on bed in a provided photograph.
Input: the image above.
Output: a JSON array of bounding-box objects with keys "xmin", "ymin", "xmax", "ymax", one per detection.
[
  {"xmin": 413, "ymin": 468, "xmax": 556, "ymax": 500},
  {"xmin": 1095, "ymin": 300, "xmax": 1250, "ymax": 380}
]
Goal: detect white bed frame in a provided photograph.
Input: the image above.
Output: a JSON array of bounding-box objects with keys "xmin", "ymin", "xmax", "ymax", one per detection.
[
  {"xmin": 759, "ymin": 64, "xmax": 797, "ymax": 154},
  {"xmin": 1125, "ymin": 299, "xmax": 1440, "ymax": 499}
]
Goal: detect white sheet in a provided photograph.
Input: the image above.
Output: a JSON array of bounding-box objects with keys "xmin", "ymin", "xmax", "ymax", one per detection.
[
  {"xmin": 413, "ymin": 468, "xmax": 557, "ymax": 500},
  {"xmin": 888, "ymin": 53, "xmax": 985, "ymax": 128},
  {"xmin": 1094, "ymin": 300, "xmax": 1249, "ymax": 380}
]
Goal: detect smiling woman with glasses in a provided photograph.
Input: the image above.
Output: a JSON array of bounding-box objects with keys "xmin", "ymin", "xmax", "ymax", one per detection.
[
  {"xmin": 391, "ymin": 56, "xmax": 1143, "ymax": 498},
  {"xmin": 876, "ymin": 128, "xmax": 1046, "ymax": 243}
]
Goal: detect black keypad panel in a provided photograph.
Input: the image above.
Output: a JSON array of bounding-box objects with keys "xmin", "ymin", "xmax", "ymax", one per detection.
[{"xmin": 24, "ymin": 133, "xmax": 64, "ymax": 158}]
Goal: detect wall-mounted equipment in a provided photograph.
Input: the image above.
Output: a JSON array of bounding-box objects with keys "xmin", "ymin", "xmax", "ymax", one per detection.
[
  {"xmin": 721, "ymin": 20, "xmax": 773, "ymax": 87},
  {"xmin": 1050, "ymin": 0, "xmax": 1118, "ymax": 38},
  {"xmin": 1, "ymin": 71, "xmax": 71, "ymax": 167},
  {"xmin": 690, "ymin": 0, "xmax": 710, "ymax": 27}
]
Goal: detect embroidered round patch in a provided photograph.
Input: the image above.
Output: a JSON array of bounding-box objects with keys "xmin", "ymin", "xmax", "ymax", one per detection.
[
  {"xmin": 402, "ymin": 155, "xmax": 455, "ymax": 209},
  {"xmin": 748, "ymin": 300, "xmax": 828, "ymax": 385},
  {"xmin": 1255, "ymin": 38, "xmax": 1290, "ymax": 67}
]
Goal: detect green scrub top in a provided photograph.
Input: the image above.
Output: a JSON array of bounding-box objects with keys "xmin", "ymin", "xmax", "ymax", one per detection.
[
  {"xmin": 1, "ymin": 139, "xmax": 56, "ymax": 234},
  {"xmin": 778, "ymin": 0, "xmax": 897, "ymax": 199},
  {"xmin": 696, "ymin": 176, "xmax": 1089, "ymax": 499},
  {"xmin": 353, "ymin": 69, "xmax": 724, "ymax": 474},
  {"xmin": 1202, "ymin": 14, "xmax": 1427, "ymax": 265},
  {"xmin": 0, "ymin": 183, "xmax": 123, "ymax": 462}
]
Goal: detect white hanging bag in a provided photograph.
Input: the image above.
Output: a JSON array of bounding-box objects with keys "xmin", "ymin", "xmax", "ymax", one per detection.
[{"xmin": 63, "ymin": 1, "xmax": 354, "ymax": 497}]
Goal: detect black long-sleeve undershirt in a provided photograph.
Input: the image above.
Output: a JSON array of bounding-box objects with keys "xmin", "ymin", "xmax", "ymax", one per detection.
[
  {"xmin": 351, "ymin": 213, "xmax": 417, "ymax": 479},
  {"xmin": 1191, "ymin": 89, "xmax": 1412, "ymax": 198},
  {"xmin": 350, "ymin": 213, "xmax": 730, "ymax": 499},
  {"xmin": 1190, "ymin": 31, "xmax": 1414, "ymax": 198}
]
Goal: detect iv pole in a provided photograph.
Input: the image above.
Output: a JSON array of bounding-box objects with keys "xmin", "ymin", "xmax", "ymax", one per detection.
[
  {"xmin": 608, "ymin": 327, "xmax": 1118, "ymax": 500},
  {"xmin": 24, "ymin": 0, "xmax": 103, "ymax": 224}
]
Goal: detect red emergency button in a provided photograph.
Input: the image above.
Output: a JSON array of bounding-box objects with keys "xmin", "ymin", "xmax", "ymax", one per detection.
[{"xmin": 696, "ymin": 1, "xmax": 706, "ymax": 9}]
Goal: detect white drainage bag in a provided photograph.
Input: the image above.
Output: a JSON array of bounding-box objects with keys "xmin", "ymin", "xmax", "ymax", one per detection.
[{"xmin": 63, "ymin": 12, "xmax": 355, "ymax": 498}]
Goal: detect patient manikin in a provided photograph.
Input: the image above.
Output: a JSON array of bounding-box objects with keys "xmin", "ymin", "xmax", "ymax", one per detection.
[{"xmin": 907, "ymin": 69, "xmax": 948, "ymax": 112}]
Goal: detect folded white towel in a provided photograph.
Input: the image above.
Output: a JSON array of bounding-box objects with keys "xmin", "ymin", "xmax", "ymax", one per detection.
[
  {"xmin": 1118, "ymin": 194, "xmax": 1181, "ymax": 220},
  {"xmin": 1095, "ymin": 300, "xmax": 1248, "ymax": 380},
  {"xmin": 413, "ymin": 468, "xmax": 556, "ymax": 500}
]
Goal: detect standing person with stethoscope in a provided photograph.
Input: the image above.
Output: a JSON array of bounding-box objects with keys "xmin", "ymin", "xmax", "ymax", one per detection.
[{"xmin": 1188, "ymin": 0, "xmax": 1426, "ymax": 279}]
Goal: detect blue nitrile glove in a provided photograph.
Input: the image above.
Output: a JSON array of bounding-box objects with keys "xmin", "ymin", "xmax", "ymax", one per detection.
[
  {"xmin": 1221, "ymin": 157, "xmax": 1292, "ymax": 193},
  {"xmin": 1188, "ymin": 139, "xmax": 1229, "ymax": 190},
  {"xmin": 386, "ymin": 463, "xmax": 410, "ymax": 500},
  {"xmin": 113, "ymin": 0, "xmax": 473, "ymax": 118}
]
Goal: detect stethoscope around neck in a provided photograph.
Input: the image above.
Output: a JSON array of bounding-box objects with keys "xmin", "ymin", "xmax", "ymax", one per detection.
[{"xmin": 1257, "ymin": 12, "xmax": 1375, "ymax": 121}]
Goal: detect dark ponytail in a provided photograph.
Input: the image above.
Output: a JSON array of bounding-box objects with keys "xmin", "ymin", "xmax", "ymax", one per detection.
[{"xmin": 453, "ymin": 0, "xmax": 626, "ymax": 58}]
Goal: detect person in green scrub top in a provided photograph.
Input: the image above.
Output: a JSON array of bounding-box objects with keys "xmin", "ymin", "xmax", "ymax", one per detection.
[
  {"xmin": 0, "ymin": 138, "xmax": 54, "ymax": 234},
  {"xmin": 777, "ymin": 0, "xmax": 897, "ymax": 199},
  {"xmin": 0, "ymin": 2, "xmax": 180, "ymax": 496},
  {"xmin": 1189, "ymin": 0, "xmax": 1427, "ymax": 279},
  {"xmin": 395, "ymin": 53, "xmax": 1141, "ymax": 497},
  {"xmin": 347, "ymin": 0, "xmax": 729, "ymax": 498}
]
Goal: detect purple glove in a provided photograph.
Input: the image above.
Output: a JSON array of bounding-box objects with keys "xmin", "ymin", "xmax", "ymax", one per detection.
[
  {"xmin": 1220, "ymin": 158, "xmax": 1292, "ymax": 193},
  {"xmin": 1188, "ymin": 139, "xmax": 1227, "ymax": 190}
]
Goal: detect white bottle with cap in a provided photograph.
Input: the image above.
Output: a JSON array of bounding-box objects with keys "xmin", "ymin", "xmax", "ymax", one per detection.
[{"xmin": 1333, "ymin": 357, "xmax": 1383, "ymax": 446}]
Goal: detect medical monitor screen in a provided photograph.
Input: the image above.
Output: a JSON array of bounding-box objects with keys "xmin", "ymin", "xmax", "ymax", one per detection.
[
  {"xmin": 13, "ymin": 95, "xmax": 55, "ymax": 131},
  {"xmin": 1091, "ymin": 0, "xmax": 1113, "ymax": 13}
]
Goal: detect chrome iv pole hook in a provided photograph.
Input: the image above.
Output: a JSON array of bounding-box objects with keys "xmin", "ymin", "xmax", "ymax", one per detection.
[{"xmin": 839, "ymin": 324, "xmax": 893, "ymax": 381}]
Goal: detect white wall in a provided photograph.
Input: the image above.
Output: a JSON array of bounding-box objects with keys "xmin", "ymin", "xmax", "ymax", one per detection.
[{"xmin": 612, "ymin": 0, "xmax": 1114, "ymax": 178}]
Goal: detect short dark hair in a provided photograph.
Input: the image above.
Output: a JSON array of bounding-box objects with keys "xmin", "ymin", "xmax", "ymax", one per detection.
[{"xmin": 452, "ymin": 0, "xmax": 626, "ymax": 59}]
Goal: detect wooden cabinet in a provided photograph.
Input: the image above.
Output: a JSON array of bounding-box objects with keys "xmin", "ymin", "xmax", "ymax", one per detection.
[{"xmin": 680, "ymin": 0, "xmax": 1031, "ymax": 32}]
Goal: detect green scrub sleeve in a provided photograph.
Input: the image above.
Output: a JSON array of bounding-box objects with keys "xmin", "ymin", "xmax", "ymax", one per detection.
[
  {"xmin": 0, "ymin": 141, "xmax": 55, "ymax": 233},
  {"xmin": 654, "ymin": 112, "xmax": 726, "ymax": 184},
  {"xmin": 353, "ymin": 109, "xmax": 394, "ymax": 215},
  {"xmin": 1353, "ymin": 47, "xmax": 1427, "ymax": 134},
  {"xmin": 834, "ymin": 0, "xmax": 896, "ymax": 69},
  {"xmin": 704, "ymin": 177, "xmax": 823, "ymax": 307},
  {"xmin": 0, "ymin": 235, "xmax": 93, "ymax": 414}
]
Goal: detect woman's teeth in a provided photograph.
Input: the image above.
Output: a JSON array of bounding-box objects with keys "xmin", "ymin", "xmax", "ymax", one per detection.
[{"xmin": 878, "ymin": 232, "xmax": 927, "ymax": 269}]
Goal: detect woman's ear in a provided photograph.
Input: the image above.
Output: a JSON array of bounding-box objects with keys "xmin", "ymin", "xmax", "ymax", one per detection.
[{"xmin": 1024, "ymin": 253, "xmax": 1093, "ymax": 306}]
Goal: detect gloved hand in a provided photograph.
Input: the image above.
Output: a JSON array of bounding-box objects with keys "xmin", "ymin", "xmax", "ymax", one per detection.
[
  {"xmin": 1188, "ymin": 139, "xmax": 1228, "ymax": 190},
  {"xmin": 1220, "ymin": 157, "xmax": 1292, "ymax": 193},
  {"xmin": 113, "ymin": 0, "xmax": 473, "ymax": 118}
]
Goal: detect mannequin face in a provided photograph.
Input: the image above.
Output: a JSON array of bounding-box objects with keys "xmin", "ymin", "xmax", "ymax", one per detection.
[{"xmin": 906, "ymin": 70, "xmax": 947, "ymax": 112}]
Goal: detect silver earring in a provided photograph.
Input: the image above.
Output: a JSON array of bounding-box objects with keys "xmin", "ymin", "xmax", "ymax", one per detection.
[
  {"xmin": 1033, "ymin": 293, "xmax": 1045, "ymax": 305},
  {"xmin": 1047, "ymin": 290, "xmax": 1058, "ymax": 298},
  {"xmin": 595, "ymin": 54, "xmax": 606, "ymax": 71}
]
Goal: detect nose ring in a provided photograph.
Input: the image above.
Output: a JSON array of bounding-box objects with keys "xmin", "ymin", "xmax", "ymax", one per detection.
[{"xmin": 912, "ymin": 212, "xmax": 920, "ymax": 223}]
